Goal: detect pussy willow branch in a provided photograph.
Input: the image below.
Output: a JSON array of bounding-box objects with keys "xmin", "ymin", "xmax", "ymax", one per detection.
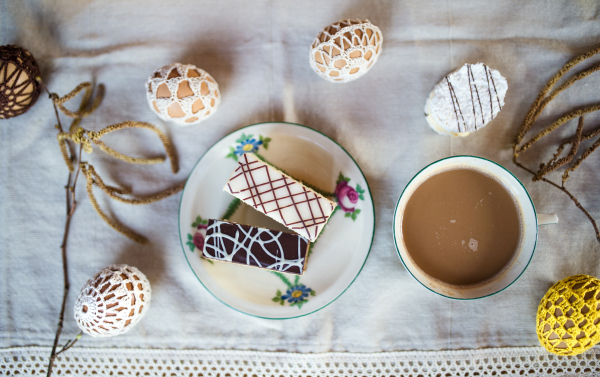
[{"xmin": 512, "ymin": 45, "xmax": 600, "ymax": 244}]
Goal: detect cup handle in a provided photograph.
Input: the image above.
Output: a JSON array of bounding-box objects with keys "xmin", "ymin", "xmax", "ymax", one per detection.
[{"xmin": 537, "ymin": 213, "xmax": 558, "ymax": 225}]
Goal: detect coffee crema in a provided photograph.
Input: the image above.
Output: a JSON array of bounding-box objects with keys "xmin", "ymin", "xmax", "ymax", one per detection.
[{"xmin": 401, "ymin": 168, "xmax": 521, "ymax": 286}]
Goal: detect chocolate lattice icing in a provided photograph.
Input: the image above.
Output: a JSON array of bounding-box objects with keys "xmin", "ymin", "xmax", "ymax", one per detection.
[{"xmin": 203, "ymin": 219, "xmax": 310, "ymax": 275}]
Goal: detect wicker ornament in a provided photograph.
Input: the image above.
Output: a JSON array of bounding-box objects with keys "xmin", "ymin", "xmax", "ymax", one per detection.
[
  {"xmin": 74, "ymin": 264, "xmax": 151, "ymax": 337},
  {"xmin": 0, "ymin": 45, "xmax": 41, "ymax": 119},
  {"xmin": 537, "ymin": 275, "xmax": 600, "ymax": 355},
  {"xmin": 309, "ymin": 19, "xmax": 383, "ymax": 83},
  {"xmin": 145, "ymin": 63, "xmax": 220, "ymax": 126}
]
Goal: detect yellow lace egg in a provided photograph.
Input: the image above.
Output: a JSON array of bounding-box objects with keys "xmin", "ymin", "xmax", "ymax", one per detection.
[{"xmin": 537, "ymin": 275, "xmax": 600, "ymax": 355}]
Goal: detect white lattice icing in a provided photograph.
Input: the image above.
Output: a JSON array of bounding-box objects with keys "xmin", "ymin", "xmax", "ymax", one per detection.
[
  {"xmin": 73, "ymin": 264, "xmax": 151, "ymax": 338},
  {"xmin": 425, "ymin": 63, "xmax": 507, "ymax": 135},
  {"xmin": 223, "ymin": 153, "xmax": 337, "ymax": 242},
  {"xmin": 145, "ymin": 63, "xmax": 220, "ymax": 126},
  {"xmin": 309, "ymin": 19, "xmax": 383, "ymax": 83},
  {"xmin": 203, "ymin": 220, "xmax": 309, "ymax": 274}
]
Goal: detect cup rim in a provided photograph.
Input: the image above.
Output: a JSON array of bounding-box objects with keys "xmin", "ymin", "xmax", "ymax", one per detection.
[{"xmin": 392, "ymin": 155, "xmax": 538, "ymax": 300}]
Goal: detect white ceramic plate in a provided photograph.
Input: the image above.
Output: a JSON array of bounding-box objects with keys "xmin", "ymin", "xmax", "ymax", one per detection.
[{"xmin": 179, "ymin": 122, "xmax": 375, "ymax": 319}]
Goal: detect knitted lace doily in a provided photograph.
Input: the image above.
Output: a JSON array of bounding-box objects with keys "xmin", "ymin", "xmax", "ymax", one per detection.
[
  {"xmin": 145, "ymin": 63, "xmax": 220, "ymax": 126},
  {"xmin": 0, "ymin": 45, "xmax": 41, "ymax": 119},
  {"xmin": 74, "ymin": 264, "xmax": 152, "ymax": 337},
  {"xmin": 537, "ymin": 275, "xmax": 600, "ymax": 356},
  {"xmin": 3, "ymin": 346, "xmax": 600, "ymax": 376},
  {"xmin": 309, "ymin": 20, "xmax": 383, "ymax": 83}
]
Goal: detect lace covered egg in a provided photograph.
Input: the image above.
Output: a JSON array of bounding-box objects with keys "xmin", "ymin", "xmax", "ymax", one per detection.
[
  {"xmin": 146, "ymin": 63, "xmax": 220, "ymax": 126},
  {"xmin": 74, "ymin": 264, "xmax": 151, "ymax": 337},
  {"xmin": 309, "ymin": 19, "xmax": 383, "ymax": 83}
]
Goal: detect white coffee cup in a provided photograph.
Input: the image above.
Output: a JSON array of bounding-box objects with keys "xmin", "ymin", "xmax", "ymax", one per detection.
[{"xmin": 393, "ymin": 156, "xmax": 558, "ymax": 299}]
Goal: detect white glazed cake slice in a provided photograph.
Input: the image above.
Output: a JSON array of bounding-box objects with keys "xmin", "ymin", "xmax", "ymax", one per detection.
[
  {"xmin": 424, "ymin": 63, "xmax": 508, "ymax": 136},
  {"xmin": 223, "ymin": 153, "xmax": 337, "ymax": 242}
]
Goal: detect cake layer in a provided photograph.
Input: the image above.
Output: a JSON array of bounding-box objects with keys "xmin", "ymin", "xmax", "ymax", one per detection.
[
  {"xmin": 223, "ymin": 153, "xmax": 337, "ymax": 242},
  {"xmin": 203, "ymin": 219, "xmax": 310, "ymax": 275}
]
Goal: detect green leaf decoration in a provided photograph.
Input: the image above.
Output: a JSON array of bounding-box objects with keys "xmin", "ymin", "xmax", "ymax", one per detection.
[
  {"xmin": 345, "ymin": 212, "xmax": 352, "ymax": 218},
  {"xmin": 293, "ymin": 275, "xmax": 300, "ymax": 285},
  {"xmin": 354, "ymin": 209, "xmax": 361, "ymax": 215},
  {"xmin": 236, "ymin": 133, "xmax": 252, "ymax": 143},
  {"xmin": 192, "ymin": 215, "xmax": 208, "ymax": 228},
  {"xmin": 226, "ymin": 146, "xmax": 237, "ymax": 161},
  {"xmin": 276, "ymin": 289, "xmax": 282, "ymax": 297},
  {"xmin": 272, "ymin": 297, "xmax": 280, "ymax": 302},
  {"xmin": 271, "ymin": 271, "xmax": 293, "ymax": 288},
  {"xmin": 310, "ymin": 290, "xmax": 316, "ymax": 296},
  {"xmin": 337, "ymin": 172, "xmax": 350, "ymax": 184},
  {"xmin": 221, "ymin": 198, "xmax": 242, "ymax": 221},
  {"xmin": 186, "ymin": 240, "xmax": 195, "ymax": 252},
  {"xmin": 187, "ymin": 233, "xmax": 193, "ymax": 240},
  {"xmin": 359, "ymin": 194, "xmax": 365, "ymax": 200},
  {"xmin": 259, "ymin": 135, "xmax": 272, "ymax": 150}
]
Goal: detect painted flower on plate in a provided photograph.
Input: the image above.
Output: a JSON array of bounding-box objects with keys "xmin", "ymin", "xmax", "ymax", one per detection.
[
  {"xmin": 335, "ymin": 180, "xmax": 360, "ymax": 212},
  {"xmin": 281, "ymin": 285, "xmax": 312, "ymax": 303}
]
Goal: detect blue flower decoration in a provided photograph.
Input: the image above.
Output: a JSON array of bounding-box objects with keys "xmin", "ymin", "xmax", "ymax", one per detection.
[
  {"xmin": 281, "ymin": 285, "xmax": 312, "ymax": 303},
  {"xmin": 234, "ymin": 138, "xmax": 263, "ymax": 156}
]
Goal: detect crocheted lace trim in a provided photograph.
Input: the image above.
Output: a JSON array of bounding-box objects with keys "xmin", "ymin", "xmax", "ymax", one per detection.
[{"xmin": 2, "ymin": 346, "xmax": 598, "ymax": 376}]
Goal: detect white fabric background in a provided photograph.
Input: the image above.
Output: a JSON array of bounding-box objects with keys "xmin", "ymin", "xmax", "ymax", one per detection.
[{"xmin": 1, "ymin": 0, "xmax": 600, "ymax": 355}]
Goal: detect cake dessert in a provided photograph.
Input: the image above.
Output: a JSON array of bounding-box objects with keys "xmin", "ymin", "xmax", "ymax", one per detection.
[
  {"xmin": 223, "ymin": 153, "xmax": 337, "ymax": 242},
  {"xmin": 203, "ymin": 219, "xmax": 310, "ymax": 275},
  {"xmin": 424, "ymin": 63, "xmax": 508, "ymax": 136}
]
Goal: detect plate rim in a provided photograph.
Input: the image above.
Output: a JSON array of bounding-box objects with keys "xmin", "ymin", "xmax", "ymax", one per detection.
[{"xmin": 178, "ymin": 121, "xmax": 376, "ymax": 319}]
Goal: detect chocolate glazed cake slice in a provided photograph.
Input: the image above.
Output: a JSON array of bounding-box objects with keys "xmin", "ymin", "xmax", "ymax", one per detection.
[
  {"xmin": 223, "ymin": 153, "xmax": 337, "ymax": 242},
  {"xmin": 203, "ymin": 219, "xmax": 310, "ymax": 275}
]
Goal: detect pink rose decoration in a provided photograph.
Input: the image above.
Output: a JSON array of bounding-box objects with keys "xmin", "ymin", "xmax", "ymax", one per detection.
[
  {"xmin": 193, "ymin": 231, "xmax": 205, "ymax": 251},
  {"xmin": 193, "ymin": 223, "xmax": 208, "ymax": 250},
  {"xmin": 335, "ymin": 180, "xmax": 359, "ymax": 212}
]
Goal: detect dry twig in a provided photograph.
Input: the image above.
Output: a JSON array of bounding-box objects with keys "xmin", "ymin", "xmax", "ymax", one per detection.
[{"xmin": 513, "ymin": 46, "xmax": 600, "ymax": 243}]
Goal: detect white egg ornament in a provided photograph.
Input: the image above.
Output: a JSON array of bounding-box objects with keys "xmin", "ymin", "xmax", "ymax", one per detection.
[
  {"xmin": 309, "ymin": 19, "xmax": 383, "ymax": 83},
  {"xmin": 146, "ymin": 63, "xmax": 220, "ymax": 126},
  {"xmin": 74, "ymin": 264, "xmax": 151, "ymax": 337}
]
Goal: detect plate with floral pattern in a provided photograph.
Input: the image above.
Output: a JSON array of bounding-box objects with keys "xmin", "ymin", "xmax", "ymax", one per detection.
[{"xmin": 179, "ymin": 122, "xmax": 375, "ymax": 319}]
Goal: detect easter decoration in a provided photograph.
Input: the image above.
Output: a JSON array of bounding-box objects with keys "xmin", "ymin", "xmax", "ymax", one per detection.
[
  {"xmin": 309, "ymin": 19, "xmax": 382, "ymax": 83},
  {"xmin": 424, "ymin": 63, "xmax": 508, "ymax": 137},
  {"xmin": 0, "ymin": 45, "xmax": 41, "ymax": 119},
  {"xmin": 1, "ymin": 44, "xmax": 187, "ymax": 376},
  {"xmin": 536, "ymin": 275, "xmax": 600, "ymax": 355},
  {"xmin": 146, "ymin": 63, "xmax": 220, "ymax": 125},
  {"xmin": 513, "ymin": 45, "xmax": 600, "ymax": 243},
  {"xmin": 74, "ymin": 265, "xmax": 151, "ymax": 337}
]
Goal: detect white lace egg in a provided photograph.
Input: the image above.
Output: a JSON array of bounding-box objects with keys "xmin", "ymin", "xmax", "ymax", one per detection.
[
  {"xmin": 145, "ymin": 63, "xmax": 220, "ymax": 126},
  {"xmin": 309, "ymin": 19, "xmax": 383, "ymax": 83},
  {"xmin": 74, "ymin": 264, "xmax": 151, "ymax": 337}
]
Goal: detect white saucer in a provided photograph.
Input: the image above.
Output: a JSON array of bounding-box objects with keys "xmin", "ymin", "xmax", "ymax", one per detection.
[{"xmin": 179, "ymin": 122, "xmax": 375, "ymax": 319}]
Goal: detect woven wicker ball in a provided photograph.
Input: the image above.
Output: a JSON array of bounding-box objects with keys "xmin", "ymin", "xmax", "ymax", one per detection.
[
  {"xmin": 309, "ymin": 19, "xmax": 383, "ymax": 83},
  {"xmin": 145, "ymin": 63, "xmax": 220, "ymax": 126},
  {"xmin": 74, "ymin": 264, "xmax": 151, "ymax": 337},
  {"xmin": 537, "ymin": 275, "xmax": 600, "ymax": 355},
  {"xmin": 0, "ymin": 45, "xmax": 41, "ymax": 119}
]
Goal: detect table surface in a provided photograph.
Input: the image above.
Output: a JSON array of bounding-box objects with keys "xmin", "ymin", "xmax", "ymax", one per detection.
[{"xmin": 1, "ymin": 0, "xmax": 600, "ymax": 355}]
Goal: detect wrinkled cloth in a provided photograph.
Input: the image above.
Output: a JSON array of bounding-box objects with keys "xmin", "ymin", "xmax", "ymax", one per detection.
[{"xmin": 1, "ymin": 0, "xmax": 600, "ymax": 353}]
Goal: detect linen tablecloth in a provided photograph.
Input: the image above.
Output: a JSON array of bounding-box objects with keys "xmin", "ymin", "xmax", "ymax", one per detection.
[{"xmin": 1, "ymin": 0, "xmax": 600, "ymax": 375}]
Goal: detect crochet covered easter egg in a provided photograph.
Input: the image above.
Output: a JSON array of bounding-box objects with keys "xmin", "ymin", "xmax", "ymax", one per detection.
[
  {"xmin": 145, "ymin": 63, "xmax": 220, "ymax": 126},
  {"xmin": 74, "ymin": 264, "xmax": 151, "ymax": 337},
  {"xmin": 0, "ymin": 45, "xmax": 41, "ymax": 119},
  {"xmin": 309, "ymin": 19, "xmax": 383, "ymax": 83},
  {"xmin": 537, "ymin": 275, "xmax": 600, "ymax": 355}
]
